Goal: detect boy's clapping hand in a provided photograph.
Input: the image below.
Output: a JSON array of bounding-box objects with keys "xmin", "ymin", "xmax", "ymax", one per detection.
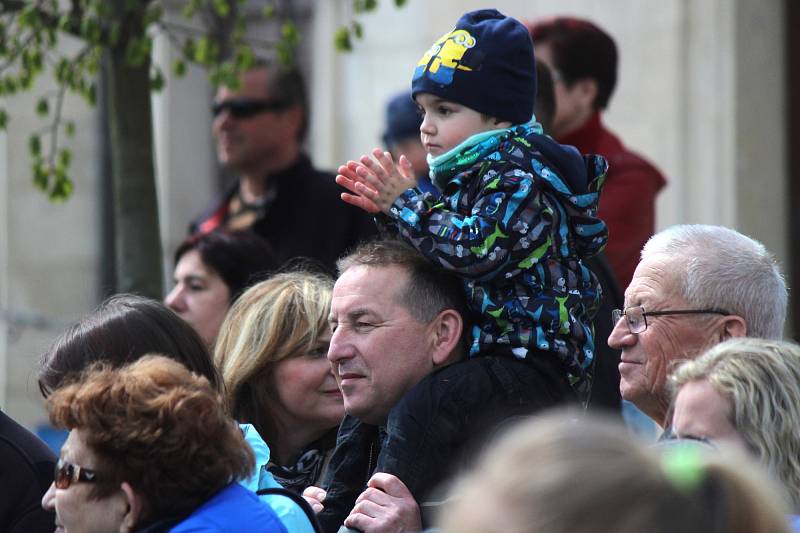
[{"xmin": 336, "ymin": 148, "xmax": 416, "ymax": 214}]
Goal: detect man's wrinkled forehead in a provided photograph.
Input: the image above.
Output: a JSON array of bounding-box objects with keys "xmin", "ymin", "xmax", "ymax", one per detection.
[
  {"xmin": 332, "ymin": 264, "xmax": 408, "ymax": 310},
  {"xmin": 215, "ymin": 67, "xmax": 270, "ymax": 100},
  {"xmin": 625, "ymin": 253, "xmax": 684, "ymax": 307}
]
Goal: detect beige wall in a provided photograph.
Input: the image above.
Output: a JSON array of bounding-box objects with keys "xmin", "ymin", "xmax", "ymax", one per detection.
[{"xmin": 0, "ymin": 35, "xmax": 102, "ymax": 429}]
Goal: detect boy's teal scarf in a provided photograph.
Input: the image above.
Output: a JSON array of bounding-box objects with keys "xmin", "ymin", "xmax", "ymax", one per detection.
[{"xmin": 427, "ymin": 118, "xmax": 543, "ymax": 191}]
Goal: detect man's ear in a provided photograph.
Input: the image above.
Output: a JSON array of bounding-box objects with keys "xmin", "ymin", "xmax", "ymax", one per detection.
[
  {"xmin": 119, "ymin": 482, "xmax": 144, "ymax": 533},
  {"xmin": 429, "ymin": 309, "xmax": 463, "ymax": 366},
  {"xmin": 574, "ymin": 78, "xmax": 598, "ymax": 108},
  {"xmin": 283, "ymin": 106, "xmax": 304, "ymax": 140},
  {"xmin": 721, "ymin": 315, "xmax": 747, "ymax": 340}
]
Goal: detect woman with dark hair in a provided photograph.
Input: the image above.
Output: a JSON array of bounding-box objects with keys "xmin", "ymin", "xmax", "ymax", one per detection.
[
  {"xmin": 38, "ymin": 294, "xmax": 220, "ymax": 397},
  {"xmin": 42, "ymin": 356, "xmax": 286, "ymax": 532},
  {"xmin": 165, "ymin": 229, "xmax": 276, "ymax": 345}
]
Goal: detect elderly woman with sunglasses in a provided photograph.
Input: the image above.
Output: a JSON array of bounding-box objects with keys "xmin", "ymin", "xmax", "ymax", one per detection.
[{"xmin": 41, "ymin": 355, "xmax": 287, "ymax": 533}]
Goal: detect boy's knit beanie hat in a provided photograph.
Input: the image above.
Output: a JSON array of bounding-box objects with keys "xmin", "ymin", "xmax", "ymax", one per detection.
[{"xmin": 411, "ymin": 9, "xmax": 536, "ymax": 125}]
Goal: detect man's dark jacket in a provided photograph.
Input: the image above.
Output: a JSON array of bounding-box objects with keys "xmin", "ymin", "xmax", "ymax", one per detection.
[
  {"xmin": 0, "ymin": 411, "xmax": 56, "ymax": 532},
  {"xmin": 190, "ymin": 155, "xmax": 376, "ymax": 273},
  {"xmin": 318, "ymin": 355, "xmax": 574, "ymax": 531}
]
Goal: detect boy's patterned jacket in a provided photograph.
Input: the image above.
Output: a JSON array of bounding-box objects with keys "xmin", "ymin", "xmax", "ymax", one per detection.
[{"xmin": 381, "ymin": 121, "xmax": 608, "ymax": 386}]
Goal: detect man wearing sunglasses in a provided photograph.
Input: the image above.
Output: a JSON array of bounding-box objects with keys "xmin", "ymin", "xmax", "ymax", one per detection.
[
  {"xmin": 607, "ymin": 224, "xmax": 787, "ymax": 430},
  {"xmin": 190, "ymin": 63, "xmax": 375, "ymax": 273}
]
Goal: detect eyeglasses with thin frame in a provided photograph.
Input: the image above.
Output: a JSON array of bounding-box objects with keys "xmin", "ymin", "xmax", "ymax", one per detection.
[
  {"xmin": 54, "ymin": 458, "xmax": 99, "ymax": 489},
  {"xmin": 211, "ymin": 98, "xmax": 290, "ymax": 119},
  {"xmin": 612, "ymin": 306, "xmax": 730, "ymax": 334}
]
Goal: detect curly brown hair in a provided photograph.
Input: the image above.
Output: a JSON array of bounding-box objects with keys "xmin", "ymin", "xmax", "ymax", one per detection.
[{"xmin": 47, "ymin": 355, "xmax": 254, "ymax": 522}]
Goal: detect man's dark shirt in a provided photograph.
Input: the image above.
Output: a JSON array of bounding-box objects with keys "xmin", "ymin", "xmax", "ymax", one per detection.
[{"xmin": 190, "ymin": 154, "xmax": 376, "ymax": 273}]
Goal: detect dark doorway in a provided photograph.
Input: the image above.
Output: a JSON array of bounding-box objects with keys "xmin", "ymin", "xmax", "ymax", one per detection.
[{"xmin": 789, "ymin": 0, "xmax": 800, "ymax": 340}]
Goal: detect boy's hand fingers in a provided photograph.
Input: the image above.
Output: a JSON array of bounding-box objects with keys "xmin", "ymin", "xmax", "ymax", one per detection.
[
  {"xmin": 340, "ymin": 161, "xmax": 369, "ymax": 183},
  {"xmin": 341, "ymin": 192, "xmax": 380, "ymax": 213},
  {"xmin": 372, "ymin": 149, "xmax": 397, "ymax": 177},
  {"xmin": 360, "ymin": 154, "xmax": 388, "ymax": 182},
  {"xmin": 355, "ymin": 181, "xmax": 380, "ymax": 201},
  {"xmin": 335, "ymin": 174, "xmax": 360, "ymax": 195},
  {"xmin": 356, "ymin": 163, "xmax": 386, "ymax": 189},
  {"xmin": 398, "ymin": 155, "xmax": 415, "ymax": 180}
]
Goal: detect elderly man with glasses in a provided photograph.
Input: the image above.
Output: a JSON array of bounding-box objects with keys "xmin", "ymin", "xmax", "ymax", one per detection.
[
  {"xmin": 608, "ymin": 224, "xmax": 787, "ymax": 429},
  {"xmin": 189, "ymin": 63, "xmax": 375, "ymax": 273}
]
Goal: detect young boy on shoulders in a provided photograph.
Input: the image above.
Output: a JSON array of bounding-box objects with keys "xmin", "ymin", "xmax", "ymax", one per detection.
[
  {"xmin": 338, "ymin": 9, "xmax": 608, "ymax": 394},
  {"xmin": 325, "ymin": 9, "xmax": 609, "ymax": 528}
]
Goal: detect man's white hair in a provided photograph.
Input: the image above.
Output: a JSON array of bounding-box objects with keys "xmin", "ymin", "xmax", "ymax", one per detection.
[{"xmin": 642, "ymin": 224, "xmax": 787, "ymax": 339}]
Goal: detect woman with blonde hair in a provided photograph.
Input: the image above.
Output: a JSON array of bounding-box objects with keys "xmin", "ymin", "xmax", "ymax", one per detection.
[
  {"xmin": 670, "ymin": 337, "xmax": 800, "ymax": 520},
  {"xmin": 438, "ymin": 410, "xmax": 791, "ymax": 533},
  {"xmin": 215, "ymin": 270, "xmax": 343, "ymax": 493}
]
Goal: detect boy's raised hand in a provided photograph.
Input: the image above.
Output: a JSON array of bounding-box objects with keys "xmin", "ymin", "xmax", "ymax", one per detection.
[
  {"xmin": 336, "ymin": 148, "xmax": 416, "ymax": 214},
  {"xmin": 337, "ymin": 160, "xmax": 381, "ymax": 213}
]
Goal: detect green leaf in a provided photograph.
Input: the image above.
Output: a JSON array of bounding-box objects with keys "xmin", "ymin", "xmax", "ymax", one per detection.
[
  {"xmin": 3, "ymin": 77, "xmax": 17, "ymax": 94},
  {"xmin": 29, "ymin": 134, "xmax": 41, "ymax": 156},
  {"xmin": 334, "ymin": 27, "xmax": 352, "ymax": 52},
  {"xmin": 58, "ymin": 13, "xmax": 72, "ymax": 32},
  {"xmin": 262, "ymin": 5, "xmax": 275, "ymax": 18},
  {"xmin": 85, "ymin": 83, "xmax": 97, "ymax": 105},
  {"xmin": 55, "ymin": 59, "xmax": 70, "ymax": 83},
  {"xmin": 18, "ymin": 5, "xmax": 41, "ymax": 29},
  {"xmin": 281, "ymin": 22, "xmax": 300, "ymax": 45},
  {"xmin": 233, "ymin": 45, "xmax": 255, "ymax": 70},
  {"xmin": 231, "ymin": 17, "xmax": 246, "ymax": 42},
  {"xmin": 58, "ymin": 148, "xmax": 72, "ymax": 168},
  {"xmin": 172, "ymin": 59, "xmax": 187, "ymax": 77},
  {"xmin": 80, "ymin": 17, "xmax": 102, "ymax": 44},
  {"xmin": 182, "ymin": 0, "xmax": 202, "ymax": 19},
  {"xmin": 276, "ymin": 41, "xmax": 293, "ymax": 66},
  {"xmin": 0, "ymin": 109, "xmax": 8, "ymax": 130},
  {"xmin": 194, "ymin": 37, "xmax": 219, "ymax": 65},
  {"xmin": 93, "ymin": 2, "xmax": 110, "ymax": 18},
  {"xmin": 354, "ymin": 0, "xmax": 378, "ymax": 13},
  {"xmin": 125, "ymin": 36, "xmax": 152, "ymax": 67},
  {"xmin": 150, "ymin": 68, "xmax": 165, "ymax": 91},
  {"xmin": 65, "ymin": 121, "xmax": 75, "ymax": 138},
  {"xmin": 33, "ymin": 160, "xmax": 49, "ymax": 191},
  {"xmin": 19, "ymin": 71, "xmax": 33, "ymax": 90},
  {"xmin": 109, "ymin": 22, "xmax": 121, "ymax": 46},
  {"xmin": 49, "ymin": 173, "xmax": 73, "ymax": 202},
  {"xmin": 212, "ymin": 0, "xmax": 231, "ymax": 17},
  {"xmin": 394, "ymin": 0, "xmax": 407, "ymax": 6},
  {"xmin": 36, "ymin": 98, "xmax": 49, "ymax": 116},
  {"xmin": 182, "ymin": 37, "xmax": 196, "ymax": 58},
  {"xmin": 353, "ymin": 21, "xmax": 363, "ymax": 39},
  {"xmin": 144, "ymin": 4, "xmax": 164, "ymax": 26},
  {"xmin": 46, "ymin": 27, "xmax": 57, "ymax": 47}
]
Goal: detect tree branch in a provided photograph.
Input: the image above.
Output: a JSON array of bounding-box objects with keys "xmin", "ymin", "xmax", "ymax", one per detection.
[{"xmin": 0, "ymin": 0, "xmax": 84, "ymax": 38}]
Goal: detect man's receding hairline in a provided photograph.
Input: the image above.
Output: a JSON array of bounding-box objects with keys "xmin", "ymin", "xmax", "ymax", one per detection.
[{"xmin": 337, "ymin": 262, "xmax": 416, "ymax": 318}]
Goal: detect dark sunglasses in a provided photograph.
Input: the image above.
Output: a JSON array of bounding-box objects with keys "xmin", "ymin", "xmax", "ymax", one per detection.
[
  {"xmin": 211, "ymin": 98, "xmax": 290, "ymax": 119},
  {"xmin": 54, "ymin": 458, "xmax": 98, "ymax": 489}
]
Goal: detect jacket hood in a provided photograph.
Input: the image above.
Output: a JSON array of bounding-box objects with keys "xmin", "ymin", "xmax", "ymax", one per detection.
[{"xmin": 430, "ymin": 123, "xmax": 608, "ymax": 258}]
